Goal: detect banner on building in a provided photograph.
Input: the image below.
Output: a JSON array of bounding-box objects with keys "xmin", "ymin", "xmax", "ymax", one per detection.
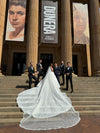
[
  {"xmin": 41, "ymin": 0, "xmax": 58, "ymax": 43},
  {"xmin": 73, "ymin": 3, "xmax": 90, "ymax": 44},
  {"xmin": 5, "ymin": 0, "xmax": 27, "ymax": 41}
]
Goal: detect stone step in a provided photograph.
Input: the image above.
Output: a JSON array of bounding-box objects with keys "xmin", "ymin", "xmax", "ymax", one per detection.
[
  {"xmin": 1, "ymin": 100, "xmax": 100, "ymax": 107},
  {"xmin": 0, "ymin": 90, "xmax": 24, "ymax": 94},
  {"xmin": 0, "ymin": 110, "xmax": 100, "ymax": 126},
  {"xmin": 73, "ymin": 87, "xmax": 100, "ymax": 89},
  {"xmin": 0, "ymin": 102, "xmax": 17, "ymax": 107},
  {"xmin": 1, "ymin": 80, "xmax": 100, "ymax": 83},
  {"xmin": 0, "ymin": 82, "xmax": 100, "ymax": 85},
  {"xmin": 79, "ymin": 110, "xmax": 100, "ymax": 116},
  {"xmin": 0, "ymin": 94, "xmax": 17, "ymax": 98},
  {"xmin": 68, "ymin": 93, "xmax": 100, "ymax": 97},
  {"xmin": 0, "ymin": 87, "xmax": 100, "ymax": 91},
  {"xmin": 0, "ymin": 77, "xmax": 100, "ymax": 81},
  {"xmin": 65, "ymin": 91, "xmax": 100, "ymax": 93},
  {"xmin": 2, "ymin": 78, "xmax": 97, "ymax": 80},
  {"xmin": 0, "ymin": 112, "xmax": 23, "ymax": 118},
  {"xmin": 0, "ymin": 86, "xmax": 28, "ymax": 88},
  {"xmin": 1, "ymin": 84, "xmax": 100, "ymax": 88},
  {"xmin": 0, "ymin": 92, "xmax": 100, "ymax": 96},
  {"xmin": 1, "ymin": 89, "xmax": 100, "ymax": 93},
  {"xmin": 74, "ymin": 105, "xmax": 100, "ymax": 111},
  {"xmin": 72, "ymin": 90, "xmax": 100, "ymax": 93},
  {"xmin": 1, "ymin": 93, "xmax": 100, "ymax": 98},
  {"xmin": 72, "ymin": 101, "xmax": 100, "ymax": 105},
  {"xmin": 0, "ymin": 85, "xmax": 100, "ymax": 90},
  {"xmin": 0, "ymin": 88, "xmax": 25, "ymax": 90},
  {"xmin": 0, "ymin": 110, "xmax": 98, "ymax": 119},
  {"xmin": 0, "ymin": 87, "xmax": 98, "ymax": 90},
  {"xmin": 0, "ymin": 105, "xmax": 100, "ymax": 112},
  {"xmin": 0, "ymin": 118, "xmax": 21, "ymax": 126},
  {"xmin": 0, "ymin": 76, "xmax": 100, "ymax": 126},
  {"xmin": 73, "ymin": 82, "xmax": 100, "ymax": 84},
  {"xmin": 70, "ymin": 97, "xmax": 100, "ymax": 101},
  {"xmin": 0, "ymin": 107, "xmax": 21, "ymax": 112},
  {"xmin": 1, "ymin": 88, "xmax": 100, "ymax": 91},
  {"xmin": 1, "ymin": 85, "xmax": 100, "ymax": 88},
  {"xmin": 1, "ymin": 96, "xmax": 100, "ymax": 102},
  {"xmin": 0, "ymin": 98, "xmax": 16, "ymax": 102}
]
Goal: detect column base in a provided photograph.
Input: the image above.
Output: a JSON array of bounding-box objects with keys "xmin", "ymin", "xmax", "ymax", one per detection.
[
  {"xmin": 72, "ymin": 73, "xmax": 78, "ymax": 77},
  {"xmin": 21, "ymin": 69, "xmax": 28, "ymax": 76},
  {"xmin": 0, "ymin": 70, "xmax": 4, "ymax": 76},
  {"xmin": 93, "ymin": 71, "xmax": 100, "ymax": 77}
]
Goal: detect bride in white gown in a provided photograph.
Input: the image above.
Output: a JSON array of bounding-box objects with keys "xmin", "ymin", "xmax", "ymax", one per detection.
[{"xmin": 17, "ymin": 65, "xmax": 80, "ymax": 130}]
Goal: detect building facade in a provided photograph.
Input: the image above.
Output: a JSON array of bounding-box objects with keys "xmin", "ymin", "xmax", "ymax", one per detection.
[{"xmin": 0, "ymin": 0, "xmax": 100, "ymax": 76}]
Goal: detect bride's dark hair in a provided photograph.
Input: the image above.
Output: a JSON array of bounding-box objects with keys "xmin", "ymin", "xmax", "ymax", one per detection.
[{"xmin": 50, "ymin": 63, "xmax": 53, "ymax": 66}]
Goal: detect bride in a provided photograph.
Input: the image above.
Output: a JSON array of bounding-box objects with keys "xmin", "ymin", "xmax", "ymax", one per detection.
[{"xmin": 17, "ymin": 63, "xmax": 80, "ymax": 130}]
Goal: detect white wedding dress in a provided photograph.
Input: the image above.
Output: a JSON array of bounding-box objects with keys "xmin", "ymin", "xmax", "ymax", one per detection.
[{"xmin": 17, "ymin": 67, "xmax": 80, "ymax": 130}]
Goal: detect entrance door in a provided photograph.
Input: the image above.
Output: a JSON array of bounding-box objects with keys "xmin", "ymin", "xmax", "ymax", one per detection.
[
  {"xmin": 12, "ymin": 53, "xmax": 26, "ymax": 76},
  {"xmin": 40, "ymin": 54, "xmax": 53, "ymax": 74},
  {"xmin": 72, "ymin": 55, "xmax": 78, "ymax": 75}
]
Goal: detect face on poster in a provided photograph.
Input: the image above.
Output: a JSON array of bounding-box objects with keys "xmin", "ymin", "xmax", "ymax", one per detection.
[
  {"xmin": 73, "ymin": 3, "xmax": 90, "ymax": 44},
  {"xmin": 5, "ymin": 0, "xmax": 26, "ymax": 41}
]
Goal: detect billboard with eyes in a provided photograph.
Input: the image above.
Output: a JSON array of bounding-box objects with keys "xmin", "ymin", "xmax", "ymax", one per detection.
[
  {"xmin": 73, "ymin": 3, "xmax": 90, "ymax": 44},
  {"xmin": 5, "ymin": 0, "xmax": 27, "ymax": 41}
]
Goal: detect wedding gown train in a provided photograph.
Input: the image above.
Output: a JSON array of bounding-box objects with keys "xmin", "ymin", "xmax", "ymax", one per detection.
[{"xmin": 17, "ymin": 67, "xmax": 80, "ymax": 130}]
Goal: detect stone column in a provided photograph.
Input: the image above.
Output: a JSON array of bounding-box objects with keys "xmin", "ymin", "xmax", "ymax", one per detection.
[
  {"xmin": 88, "ymin": 0, "xmax": 100, "ymax": 76},
  {"xmin": 86, "ymin": 44, "xmax": 92, "ymax": 76},
  {"xmin": 26, "ymin": 0, "xmax": 39, "ymax": 70},
  {"xmin": 0, "ymin": 0, "xmax": 6, "ymax": 75},
  {"xmin": 61, "ymin": 0, "xmax": 72, "ymax": 66}
]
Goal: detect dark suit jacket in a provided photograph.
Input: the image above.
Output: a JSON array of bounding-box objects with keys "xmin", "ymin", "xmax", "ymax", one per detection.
[
  {"xmin": 54, "ymin": 66, "xmax": 60, "ymax": 76},
  {"xmin": 28, "ymin": 66, "xmax": 35, "ymax": 77},
  {"xmin": 65, "ymin": 66, "xmax": 73, "ymax": 77},
  {"xmin": 36, "ymin": 63, "xmax": 43, "ymax": 73},
  {"xmin": 60, "ymin": 64, "xmax": 65, "ymax": 74}
]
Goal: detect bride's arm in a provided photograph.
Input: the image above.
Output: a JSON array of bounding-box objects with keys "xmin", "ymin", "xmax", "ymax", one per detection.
[{"xmin": 50, "ymin": 66, "xmax": 53, "ymax": 72}]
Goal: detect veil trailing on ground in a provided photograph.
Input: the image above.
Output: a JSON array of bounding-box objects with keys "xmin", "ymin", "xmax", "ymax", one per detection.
[{"xmin": 17, "ymin": 67, "xmax": 80, "ymax": 130}]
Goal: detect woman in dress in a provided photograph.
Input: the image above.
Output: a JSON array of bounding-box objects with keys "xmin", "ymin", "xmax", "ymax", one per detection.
[{"xmin": 17, "ymin": 63, "xmax": 80, "ymax": 130}]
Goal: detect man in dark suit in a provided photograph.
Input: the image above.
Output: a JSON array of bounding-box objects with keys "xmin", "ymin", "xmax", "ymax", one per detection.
[
  {"xmin": 37, "ymin": 59, "xmax": 44, "ymax": 80},
  {"xmin": 28, "ymin": 62, "xmax": 39, "ymax": 89},
  {"xmin": 60, "ymin": 61, "xmax": 65, "ymax": 85},
  {"xmin": 54, "ymin": 63, "xmax": 60, "ymax": 83},
  {"xmin": 65, "ymin": 62, "xmax": 73, "ymax": 93}
]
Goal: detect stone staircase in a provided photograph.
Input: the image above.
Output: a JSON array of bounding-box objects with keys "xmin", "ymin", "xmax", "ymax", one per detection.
[{"xmin": 0, "ymin": 76, "xmax": 100, "ymax": 126}]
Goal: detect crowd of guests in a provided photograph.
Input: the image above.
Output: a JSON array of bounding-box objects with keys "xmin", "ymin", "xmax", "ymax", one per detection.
[{"xmin": 28, "ymin": 60, "xmax": 73, "ymax": 93}]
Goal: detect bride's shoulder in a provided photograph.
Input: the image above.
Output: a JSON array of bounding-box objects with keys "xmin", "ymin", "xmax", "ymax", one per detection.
[{"xmin": 50, "ymin": 66, "xmax": 53, "ymax": 72}]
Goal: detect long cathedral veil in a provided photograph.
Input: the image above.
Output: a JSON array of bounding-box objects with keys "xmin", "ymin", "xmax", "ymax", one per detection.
[{"xmin": 17, "ymin": 67, "xmax": 80, "ymax": 130}]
